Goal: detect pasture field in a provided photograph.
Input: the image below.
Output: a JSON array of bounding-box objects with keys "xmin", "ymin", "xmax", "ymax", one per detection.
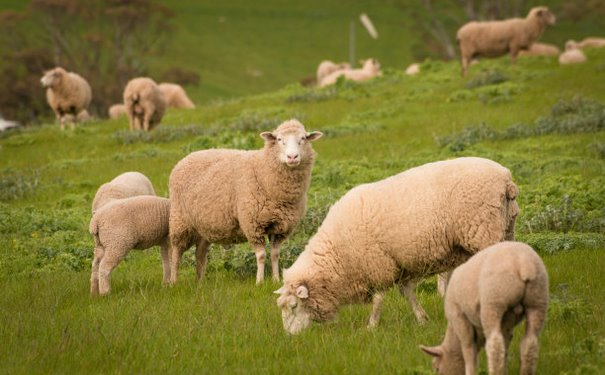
[{"xmin": 1, "ymin": 43, "xmax": 605, "ymax": 374}]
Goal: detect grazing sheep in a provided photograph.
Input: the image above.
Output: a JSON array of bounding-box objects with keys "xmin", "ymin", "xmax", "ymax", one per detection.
[
  {"xmin": 89, "ymin": 195, "xmax": 171, "ymax": 295},
  {"xmin": 40, "ymin": 67, "xmax": 92, "ymax": 130},
  {"xmin": 316, "ymin": 60, "xmax": 351, "ymax": 84},
  {"xmin": 158, "ymin": 82, "xmax": 195, "ymax": 109},
  {"xmin": 405, "ymin": 63, "xmax": 421, "ymax": 75},
  {"xmin": 319, "ymin": 58, "xmax": 381, "ymax": 87},
  {"xmin": 275, "ymin": 157, "xmax": 519, "ymax": 334},
  {"xmin": 518, "ymin": 42, "xmax": 560, "ymax": 57},
  {"xmin": 567, "ymin": 37, "xmax": 605, "ymax": 50},
  {"xmin": 421, "ymin": 241, "xmax": 549, "ymax": 375},
  {"xmin": 457, "ymin": 6, "xmax": 556, "ymax": 75},
  {"xmin": 108, "ymin": 103, "xmax": 127, "ymax": 119},
  {"xmin": 559, "ymin": 41, "xmax": 587, "ymax": 65},
  {"xmin": 123, "ymin": 77, "xmax": 166, "ymax": 131},
  {"xmin": 168, "ymin": 119, "xmax": 323, "ymax": 285},
  {"xmin": 92, "ymin": 171, "xmax": 155, "ymax": 214}
]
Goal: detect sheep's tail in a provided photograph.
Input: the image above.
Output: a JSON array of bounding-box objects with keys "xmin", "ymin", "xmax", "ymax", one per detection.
[
  {"xmin": 504, "ymin": 181, "xmax": 519, "ymax": 241},
  {"xmin": 518, "ymin": 256, "xmax": 537, "ymax": 283},
  {"xmin": 89, "ymin": 215, "xmax": 101, "ymax": 247}
]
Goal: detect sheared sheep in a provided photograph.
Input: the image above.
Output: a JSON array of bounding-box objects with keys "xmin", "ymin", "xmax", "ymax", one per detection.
[
  {"xmin": 421, "ymin": 241, "xmax": 549, "ymax": 375},
  {"xmin": 158, "ymin": 82, "xmax": 195, "ymax": 109},
  {"xmin": 316, "ymin": 60, "xmax": 351, "ymax": 84},
  {"xmin": 559, "ymin": 41, "xmax": 587, "ymax": 65},
  {"xmin": 123, "ymin": 77, "xmax": 166, "ymax": 131},
  {"xmin": 89, "ymin": 195, "xmax": 170, "ymax": 295},
  {"xmin": 108, "ymin": 103, "xmax": 127, "ymax": 119},
  {"xmin": 319, "ymin": 58, "xmax": 381, "ymax": 87},
  {"xmin": 276, "ymin": 157, "xmax": 519, "ymax": 334},
  {"xmin": 518, "ymin": 42, "xmax": 560, "ymax": 57},
  {"xmin": 168, "ymin": 119, "xmax": 323, "ymax": 285},
  {"xmin": 40, "ymin": 67, "xmax": 92, "ymax": 130},
  {"xmin": 92, "ymin": 171, "xmax": 155, "ymax": 214},
  {"xmin": 457, "ymin": 6, "xmax": 556, "ymax": 75}
]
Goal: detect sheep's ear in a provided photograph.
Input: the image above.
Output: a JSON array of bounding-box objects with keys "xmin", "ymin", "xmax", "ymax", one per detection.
[
  {"xmin": 420, "ymin": 345, "xmax": 443, "ymax": 358},
  {"xmin": 536, "ymin": 9, "xmax": 543, "ymax": 16},
  {"xmin": 273, "ymin": 287, "xmax": 285, "ymax": 295},
  {"xmin": 260, "ymin": 132, "xmax": 276, "ymax": 142},
  {"xmin": 296, "ymin": 285, "xmax": 309, "ymax": 299},
  {"xmin": 306, "ymin": 131, "xmax": 323, "ymax": 142}
]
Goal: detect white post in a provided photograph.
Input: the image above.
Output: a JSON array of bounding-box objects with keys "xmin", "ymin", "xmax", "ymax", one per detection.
[{"xmin": 349, "ymin": 19, "xmax": 355, "ymax": 66}]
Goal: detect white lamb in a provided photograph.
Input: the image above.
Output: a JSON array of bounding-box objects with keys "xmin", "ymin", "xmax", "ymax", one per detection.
[
  {"xmin": 168, "ymin": 119, "xmax": 323, "ymax": 285},
  {"xmin": 91, "ymin": 171, "xmax": 155, "ymax": 214},
  {"xmin": 421, "ymin": 241, "xmax": 549, "ymax": 375},
  {"xmin": 316, "ymin": 60, "xmax": 351, "ymax": 84},
  {"xmin": 276, "ymin": 157, "xmax": 519, "ymax": 334},
  {"xmin": 319, "ymin": 58, "xmax": 382, "ymax": 87},
  {"xmin": 518, "ymin": 42, "xmax": 560, "ymax": 57},
  {"xmin": 123, "ymin": 77, "xmax": 166, "ymax": 131},
  {"xmin": 108, "ymin": 103, "xmax": 127, "ymax": 119},
  {"xmin": 566, "ymin": 37, "xmax": 605, "ymax": 50},
  {"xmin": 559, "ymin": 41, "xmax": 588, "ymax": 65},
  {"xmin": 457, "ymin": 6, "xmax": 556, "ymax": 75},
  {"xmin": 41, "ymin": 67, "xmax": 92, "ymax": 130},
  {"xmin": 158, "ymin": 83, "xmax": 195, "ymax": 109},
  {"xmin": 89, "ymin": 195, "xmax": 170, "ymax": 295}
]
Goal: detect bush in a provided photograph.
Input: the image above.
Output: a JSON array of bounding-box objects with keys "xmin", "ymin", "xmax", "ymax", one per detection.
[
  {"xmin": 0, "ymin": 169, "xmax": 40, "ymax": 201},
  {"xmin": 465, "ymin": 69, "xmax": 510, "ymax": 89}
]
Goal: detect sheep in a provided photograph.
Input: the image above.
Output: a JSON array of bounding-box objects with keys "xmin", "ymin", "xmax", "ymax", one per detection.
[
  {"xmin": 559, "ymin": 41, "xmax": 587, "ymax": 65},
  {"xmin": 518, "ymin": 42, "xmax": 560, "ymax": 57},
  {"xmin": 420, "ymin": 241, "xmax": 549, "ymax": 375},
  {"xmin": 405, "ymin": 63, "xmax": 421, "ymax": 75},
  {"xmin": 108, "ymin": 103, "xmax": 127, "ymax": 119},
  {"xmin": 567, "ymin": 37, "xmax": 605, "ymax": 50},
  {"xmin": 168, "ymin": 119, "xmax": 323, "ymax": 285},
  {"xmin": 319, "ymin": 58, "xmax": 381, "ymax": 87},
  {"xmin": 456, "ymin": 6, "xmax": 556, "ymax": 75},
  {"xmin": 123, "ymin": 77, "xmax": 166, "ymax": 131},
  {"xmin": 92, "ymin": 171, "xmax": 156, "ymax": 214},
  {"xmin": 275, "ymin": 157, "xmax": 519, "ymax": 335},
  {"xmin": 316, "ymin": 60, "xmax": 351, "ymax": 84},
  {"xmin": 158, "ymin": 82, "xmax": 195, "ymax": 109},
  {"xmin": 40, "ymin": 67, "xmax": 92, "ymax": 130},
  {"xmin": 89, "ymin": 195, "xmax": 171, "ymax": 295}
]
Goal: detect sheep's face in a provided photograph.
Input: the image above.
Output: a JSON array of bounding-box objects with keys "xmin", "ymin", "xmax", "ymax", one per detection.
[
  {"xmin": 275, "ymin": 285, "xmax": 312, "ymax": 334},
  {"xmin": 260, "ymin": 122, "xmax": 322, "ymax": 168},
  {"xmin": 531, "ymin": 7, "xmax": 556, "ymax": 26},
  {"xmin": 420, "ymin": 345, "xmax": 464, "ymax": 375},
  {"xmin": 362, "ymin": 58, "xmax": 381, "ymax": 73},
  {"xmin": 40, "ymin": 68, "xmax": 64, "ymax": 88}
]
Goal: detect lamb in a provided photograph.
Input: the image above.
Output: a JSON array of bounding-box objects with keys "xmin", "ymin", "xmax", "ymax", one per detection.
[
  {"xmin": 158, "ymin": 82, "xmax": 195, "ymax": 109},
  {"xmin": 89, "ymin": 195, "xmax": 171, "ymax": 295},
  {"xmin": 40, "ymin": 67, "xmax": 92, "ymax": 130},
  {"xmin": 567, "ymin": 37, "xmax": 605, "ymax": 50},
  {"xmin": 420, "ymin": 241, "xmax": 549, "ymax": 375},
  {"xmin": 405, "ymin": 63, "xmax": 421, "ymax": 75},
  {"xmin": 316, "ymin": 60, "xmax": 351, "ymax": 84},
  {"xmin": 275, "ymin": 157, "xmax": 519, "ymax": 334},
  {"xmin": 456, "ymin": 6, "xmax": 556, "ymax": 75},
  {"xmin": 123, "ymin": 77, "xmax": 167, "ymax": 131},
  {"xmin": 108, "ymin": 103, "xmax": 127, "ymax": 119},
  {"xmin": 559, "ymin": 41, "xmax": 587, "ymax": 65},
  {"xmin": 168, "ymin": 119, "xmax": 322, "ymax": 285},
  {"xmin": 518, "ymin": 42, "xmax": 560, "ymax": 57},
  {"xmin": 92, "ymin": 171, "xmax": 155, "ymax": 214},
  {"xmin": 319, "ymin": 58, "xmax": 381, "ymax": 87}
]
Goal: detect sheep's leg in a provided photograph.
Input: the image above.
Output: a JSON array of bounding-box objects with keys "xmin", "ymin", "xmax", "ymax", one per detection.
[
  {"xmin": 437, "ymin": 271, "xmax": 451, "ymax": 297},
  {"xmin": 143, "ymin": 111, "xmax": 151, "ymax": 131},
  {"xmin": 160, "ymin": 242, "xmax": 171, "ymax": 284},
  {"xmin": 251, "ymin": 240, "xmax": 267, "ymax": 285},
  {"xmin": 520, "ymin": 307, "xmax": 546, "ymax": 375},
  {"xmin": 195, "ymin": 240, "xmax": 210, "ymax": 282},
  {"xmin": 461, "ymin": 56, "xmax": 469, "ymax": 76},
  {"xmin": 269, "ymin": 235, "xmax": 285, "ymax": 282},
  {"xmin": 482, "ymin": 307, "xmax": 507, "ymax": 375},
  {"xmin": 398, "ymin": 281, "xmax": 429, "ymax": 324},
  {"xmin": 451, "ymin": 315, "xmax": 478, "ymax": 375},
  {"xmin": 127, "ymin": 112, "xmax": 135, "ymax": 131},
  {"xmin": 90, "ymin": 246, "xmax": 104, "ymax": 296},
  {"xmin": 98, "ymin": 249, "xmax": 123, "ymax": 295},
  {"xmin": 367, "ymin": 292, "xmax": 385, "ymax": 329}
]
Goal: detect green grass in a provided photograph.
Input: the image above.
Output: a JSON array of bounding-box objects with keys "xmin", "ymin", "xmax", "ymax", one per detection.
[{"xmin": 1, "ymin": 21, "xmax": 605, "ymax": 374}]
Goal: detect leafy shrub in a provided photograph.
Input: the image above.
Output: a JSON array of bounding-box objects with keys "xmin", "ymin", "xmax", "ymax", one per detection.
[
  {"xmin": 465, "ymin": 69, "xmax": 510, "ymax": 89},
  {"xmin": 286, "ymin": 87, "xmax": 338, "ymax": 103},
  {"xmin": 435, "ymin": 123, "xmax": 496, "ymax": 152},
  {"xmin": 113, "ymin": 124, "xmax": 210, "ymax": 144},
  {"xmin": 588, "ymin": 142, "xmax": 605, "ymax": 158},
  {"xmin": 0, "ymin": 169, "xmax": 39, "ymax": 201},
  {"xmin": 517, "ymin": 232, "xmax": 605, "ymax": 254}
]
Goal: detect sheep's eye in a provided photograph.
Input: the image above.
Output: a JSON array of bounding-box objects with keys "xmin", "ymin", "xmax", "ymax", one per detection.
[{"xmin": 277, "ymin": 137, "xmax": 282, "ymax": 142}]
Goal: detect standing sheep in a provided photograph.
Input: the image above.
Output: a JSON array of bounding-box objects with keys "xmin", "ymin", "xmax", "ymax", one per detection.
[
  {"xmin": 40, "ymin": 67, "xmax": 92, "ymax": 130},
  {"xmin": 319, "ymin": 58, "xmax": 381, "ymax": 87},
  {"xmin": 158, "ymin": 83, "xmax": 195, "ymax": 109},
  {"xmin": 108, "ymin": 103, "xmax": 127, "ymax": 119},
  {"xmin": 92, "ymin": 171, "xmax": 155, "ymax": 213},
  {"xmin": 168, "ymin": 119, "xmax": 323, "ymax": 285},
  {"xmin": 316, "ymin": 60, "xmax": 351, "ymax": 84},
  {"xmin": 123, "ymin": 77, "xmax": 166, "ymax": 131},
  {"xmin": 457, "ymin": 6, "xmax": 556, "ymax": 75},
  {"xmin": 421, "ymin": 241, "xmax": 549, "ymax": 375},
  {"xmin": 559, "ymin": 41, "xmax": 587, "ymax": 65},
  {"xmin": 89, "ymin": 195, "xmax": 171, "ymax": 295},
  {"xmin": 275, "ymin": 157, "xmax": 519, "ymax": 334}
]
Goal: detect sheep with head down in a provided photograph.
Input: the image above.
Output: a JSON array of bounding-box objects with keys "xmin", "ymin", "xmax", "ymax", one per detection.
[
  {"xmin": 276, "ymin": 157, "xmax": 519, "ymax": 334},
  {"xmin": 123, "ymin": 77, "xmax": 166, "ymax": 131},
  {"xmin": 457, "ymin": 6, "xmax": 556, "ymax": 75},
  {"xmin": 168, "ymin": 119, "xmax": 323, "ymax": 285}
]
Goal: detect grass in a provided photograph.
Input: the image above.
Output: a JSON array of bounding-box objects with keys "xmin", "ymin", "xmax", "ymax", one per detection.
[{"xmin": 1, "ymin": 10, "xmax": 605, "ymax": 374}]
